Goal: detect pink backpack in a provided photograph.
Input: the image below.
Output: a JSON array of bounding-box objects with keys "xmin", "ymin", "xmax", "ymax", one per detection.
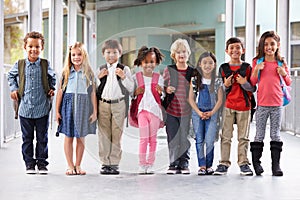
[{"xmin": 129, "ymin": 71, "xmax": 165, "ymax": 128}]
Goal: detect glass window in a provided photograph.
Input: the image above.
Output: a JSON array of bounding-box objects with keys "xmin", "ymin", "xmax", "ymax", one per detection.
[
  {"xmin": 121, "ymin": 36, "xmax": 136, "ymax": 68},
  {"xmin": 4, "ymin": 0, "xmax": 26, "ymax": 15},
  {"xmin": 291, "ymin": 45, "xmax": 300, "ymax": 68},
  {"xmin": 4, "ymin": 24, "xmax": 25, "ymax": 65},
  {"xmin": 172, "ymin": 30, "xmax": 216, "ymax": 67},
  {"xmin": 291, "ymin": 22, "xmax": 300, "ymax": 41},
  {"xmin": 235, "ymin": 25, "xmax": 260, "ymax": 47},
  {"xmin": 291, "ymin": 22, "xmax": 300, "ymax": 69}
]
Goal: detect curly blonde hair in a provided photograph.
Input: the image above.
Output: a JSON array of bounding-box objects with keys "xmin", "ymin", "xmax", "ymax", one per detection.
[
  {"xmin": 170, "ymin": 38, "xmax": 191, "ymax": 63},
  {"xmin": 61, "ymin": 42, "xmax": 95, "ymax": 90}
]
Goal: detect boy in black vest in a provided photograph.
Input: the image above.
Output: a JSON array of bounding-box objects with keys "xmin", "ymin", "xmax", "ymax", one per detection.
[
  {"xmin": 7, "ymin": 31, "xmax": 56, "ymax": 174},
  {"xmin": 96, "ymin": 39, "xmax": 134, "ymax": 174}
]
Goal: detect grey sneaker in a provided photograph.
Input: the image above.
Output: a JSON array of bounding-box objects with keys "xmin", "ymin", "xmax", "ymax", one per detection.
[
  {"xmin": 213, "ymin": 164, "xmax": 228, "ymax": 175},
  {"xmin": 240, "ymin": 164, "xmax": 253, "ymax": 176}
]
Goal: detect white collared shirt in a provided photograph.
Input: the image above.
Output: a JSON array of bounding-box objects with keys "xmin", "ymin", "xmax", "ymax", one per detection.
[{"xmin": 100, "ymin": 62, "xmax": 134, "ymax": 100}]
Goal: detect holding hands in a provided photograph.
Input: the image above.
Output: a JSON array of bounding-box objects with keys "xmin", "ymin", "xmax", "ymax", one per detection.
[{"xmin": 198, "ymin": 111, "xmax": 213, "ymax": 120}]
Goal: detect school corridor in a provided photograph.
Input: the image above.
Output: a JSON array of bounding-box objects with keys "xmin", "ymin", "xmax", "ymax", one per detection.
[{"xmin": 0, "ymin": 122, "xmax": 299, "ymax": 200}]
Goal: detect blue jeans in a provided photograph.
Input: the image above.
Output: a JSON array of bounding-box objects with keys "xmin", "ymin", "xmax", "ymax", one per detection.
[
  {"xmin": 192, "ymin": 110, "xmax": 217, "ymax": 168},
  {"xmin": 165, "ymin": 114, "xmax": 191, "ymax": 168},
  {"xmin": 20, "ymin": 115, "xmax": 49, "ymax": 167}
]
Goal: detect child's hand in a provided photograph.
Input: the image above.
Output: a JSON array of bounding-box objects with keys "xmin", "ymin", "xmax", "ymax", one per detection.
[
  {"xmin": 10, "ymin": 91, "xmax": 19, "ymax": 101},
  {"xmin": 236, "ymin": 74, "xmax": 247, "ymax": 84},
  {"xmin": 89, "ymin": 112, "xmax": 97, "ymax": 123},
  {"xmin": 224, "ymin": 74, "xmax": 233, "ymax": 87},
  {"xmin": 156, "ymin": 85, "xmax": 163, "ymax": 95},
  {"xmin": 166, "ymin": 86, "xmax": 175, "ymax": 94},
  {"xmin": 134, "ymin": 87, "xmax": 144, "ymax": 96},
  {"xmin": 98, "ymin": 68, "xmax": 108, "ymax": 79},
  {"xmin": 277, "ymin": 65, "xmax": 287, "ymax": 77},
  {"xmin": 56, "ymin": 113, "xmax": 62, "ymax": 125},
  {"xmin": 256, "ymin": 62, "xmax": 265, "ymax": 71},
  {"xmin": 48, "ymin": 89, "xmax": 55, "ymax": 97},
  {"xmin": 203, "ymin": 111, "xmax": 213, "ymax": 118},
  {"xmin": 115, "ymin": 68, "xmax": 126, "ymax": 80},
  {"xmin": 198, "ymin": 111, "xmax": 208, "ymax": 120}
]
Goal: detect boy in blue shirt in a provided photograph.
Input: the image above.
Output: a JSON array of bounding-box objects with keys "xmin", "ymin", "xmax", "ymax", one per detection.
[{"xmin": 7, "ymin": 31, "xmax": 56, "ymax": 174}]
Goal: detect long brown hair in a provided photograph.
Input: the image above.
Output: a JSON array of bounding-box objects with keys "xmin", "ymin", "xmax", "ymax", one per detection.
[
  {"xmin": 194, "ymin": 51, "xmax": 217, "ymax": 93},
  {"xmin": 254, "ymin": 31, "xmax": 284, "ymax": 62}
]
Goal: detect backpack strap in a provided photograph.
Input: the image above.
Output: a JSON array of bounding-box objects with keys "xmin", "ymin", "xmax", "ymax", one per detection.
[
  {"xmin": 168, "ymin": 65, "xmax": 178, "ymax": 89},
  {"xmin": 96, "ymin": 64, "xmax": 108, "ymax": 100},
  {"xmin": 219, "ymin": 63, "xmax": 232, "ymax": 96},
  {"xmin": 17, "ymin": 59, "xmax": 26, "ymax": 98},
  {"xmin": 116, "ymin": 63, "xmax": 130, "ymax": 118},
  {"xmin": 219, "ymin": 63, "xmax": 232, "ymax": 78},
  {"xmin": 136, "ymin": 71, "xmax": 144, "ymax": 88},
  {"xmin": 151, "ymin": 72, "xmax": 160, "ymax": 84},
  {"xmin": 239, "ymin": 62, "xmax": 250, "ymax": 77},
  {"xmin": 151, "ymin": 72, "xmax": 161, "ymax": 104},
  {"xmin": 40, "ymin": 58, "xmax": 50, "ymax": 93},
  {"xmin": 257, "ymin": 57, "xmax": 283, "ymax": 83}
]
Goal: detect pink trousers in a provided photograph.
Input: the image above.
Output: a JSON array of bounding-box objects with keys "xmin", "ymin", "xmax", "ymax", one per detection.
[{"xmin": 138, "ymin": 110, "xmax": 160, "ymax": 166}]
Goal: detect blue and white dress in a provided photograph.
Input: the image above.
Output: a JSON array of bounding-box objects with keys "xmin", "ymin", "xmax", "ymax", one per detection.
[{"xmin": 58, "ymin": 67, "xmax": 96, "ymax": 138}]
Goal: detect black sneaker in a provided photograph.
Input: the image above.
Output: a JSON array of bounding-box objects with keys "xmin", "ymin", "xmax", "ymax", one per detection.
[
  {"xmin": 26, "ymin": 165, "xmax": 36, "ymax": 174},
  {"xmin": 180, "ymin": 167, "xmax": 190, "ymax": 175},
  {"xmin": 100, "ymin": 166, "xmax": 111, "ymax": 175},
  {"xmin": 166, "ymin": 166, "xmax": 177, "ymax": 175},
  {"xmin": 213, "ymin": 164, "xmax": 228, "ymax": 175},
  {"xmin": 240, "ymin": 164, "xmax": 253, "ymax": 176},
  {"xmin": 38, "ymin": 166, "xmax": 48, "ymax": 174},
  {"xmin": 109, "ymin": 165, "xmax": 120, "ymax": 175}
]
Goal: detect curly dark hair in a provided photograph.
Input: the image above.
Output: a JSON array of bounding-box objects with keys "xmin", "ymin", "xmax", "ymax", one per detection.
[
  {"xmin": 23, "ymin": 31, "xmax": 45, "ymax": 48},
  {"xmin": 134, "ymin": 46, "xmax": 164, "ymax": 66}
]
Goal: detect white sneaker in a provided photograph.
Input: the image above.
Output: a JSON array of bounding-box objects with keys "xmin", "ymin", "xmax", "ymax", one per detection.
[
  {"xmin": 138, "ymin": 166, "xmax": 147, "ymax": 174},
  {"xmin": 146, "ymin": 165, "xmax": 154, "ymax": 174}
]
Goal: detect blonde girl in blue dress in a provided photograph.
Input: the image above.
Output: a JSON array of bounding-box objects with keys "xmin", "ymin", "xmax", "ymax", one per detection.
[{"xmin": 56, "ymin": 42, "xmax": 97, "ymax": 175}]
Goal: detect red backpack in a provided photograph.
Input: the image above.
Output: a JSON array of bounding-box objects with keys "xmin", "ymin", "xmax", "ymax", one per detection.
[{"xmin": 129, "ymin": 71, "xmax": 165, "ymax": 128}]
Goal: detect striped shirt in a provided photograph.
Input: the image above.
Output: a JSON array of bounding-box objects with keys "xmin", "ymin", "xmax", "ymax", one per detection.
[
  {"xmin": 7, "ymin": 58, "xmax": 56, "ymax": 118},
  {"xmin": 163, "ymin": 68, "xmax": 191, "ymax": 117}
]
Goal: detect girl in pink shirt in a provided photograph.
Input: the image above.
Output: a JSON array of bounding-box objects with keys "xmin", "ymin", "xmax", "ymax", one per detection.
[
  {"xmin": 250, "ymin": 31, "xmax": 292, "ymax": 177},
  {"xmin": 131, "ymin": 46, "xmax": 165, "ymax": 174}
]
